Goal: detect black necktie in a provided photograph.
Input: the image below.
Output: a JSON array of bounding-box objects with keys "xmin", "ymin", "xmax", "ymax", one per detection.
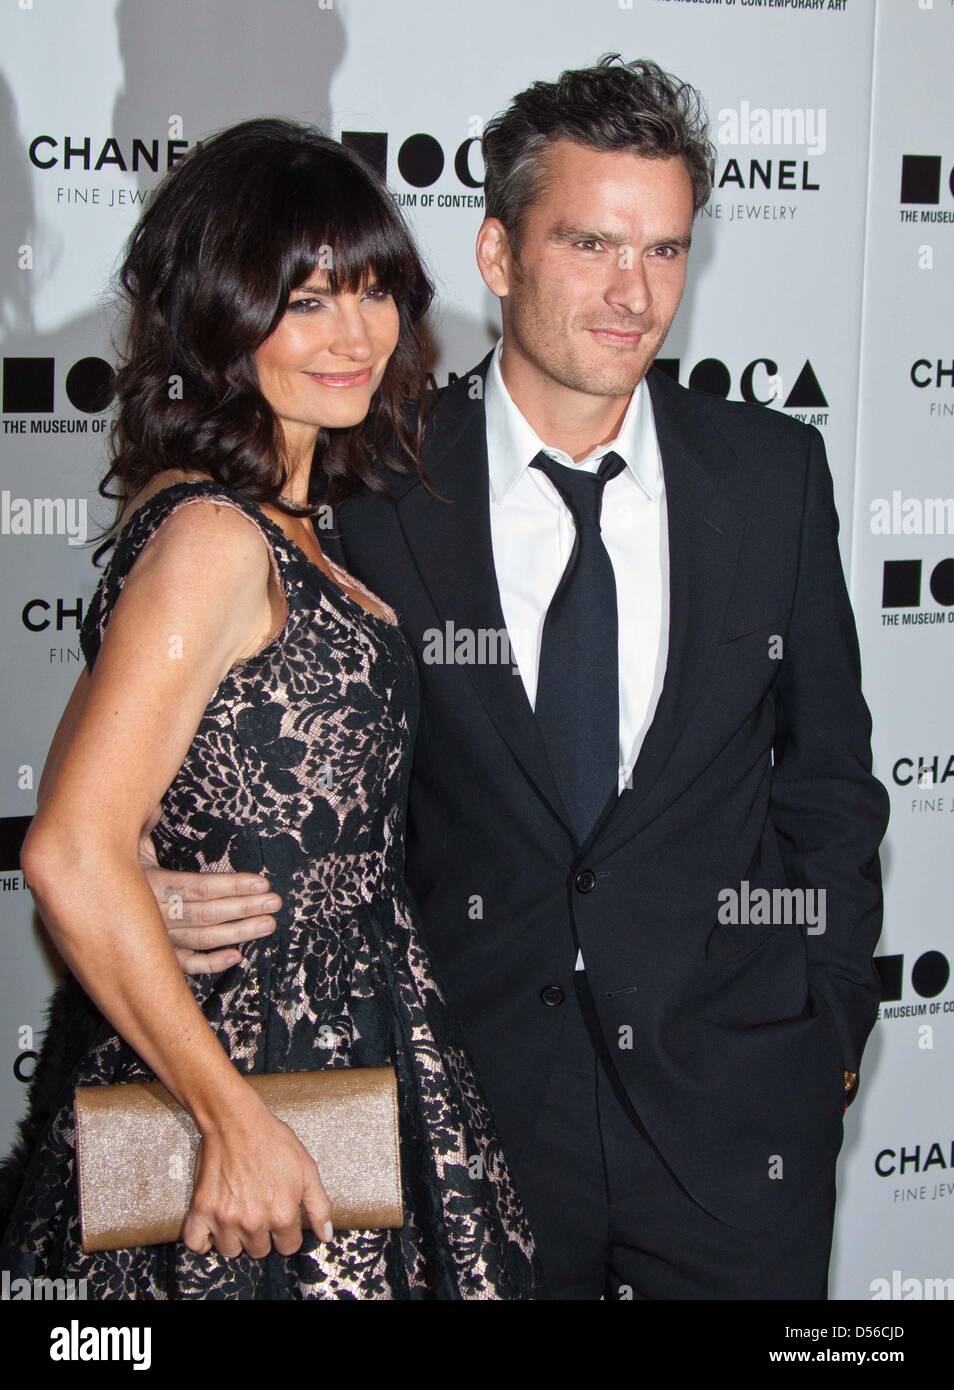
[{"xmin": 529, "ymin": 449, "xmax": 627, "ymax": 845}]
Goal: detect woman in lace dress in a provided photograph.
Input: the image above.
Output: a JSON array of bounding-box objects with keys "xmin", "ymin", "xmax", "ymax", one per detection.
[{"xmin": 0, "ymin": 118, "xmax": 540, "ymax": 1299}]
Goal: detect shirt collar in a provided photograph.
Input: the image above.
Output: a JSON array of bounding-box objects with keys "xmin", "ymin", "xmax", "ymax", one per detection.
[{"xmin": 484, "ymin": 336, "xmax": 661, "ymax": 505}]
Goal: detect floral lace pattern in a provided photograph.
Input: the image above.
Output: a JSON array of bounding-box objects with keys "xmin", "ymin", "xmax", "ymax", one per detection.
[{"xmin": 0, "ymin": 481, "xmax": 540, "ymax": 1300}]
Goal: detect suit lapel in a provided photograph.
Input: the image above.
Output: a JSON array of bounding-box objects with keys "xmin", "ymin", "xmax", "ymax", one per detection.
[
  {"xmin": 396, "ymin": 352, "xmax": 575, "ymax": 840},
  {"xmin": 584, "ymin": 368, "xmax": 746, "ymax": 852}
]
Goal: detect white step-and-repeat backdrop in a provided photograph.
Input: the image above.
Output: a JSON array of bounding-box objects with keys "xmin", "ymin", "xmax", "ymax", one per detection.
[{"xmin": 0, "ymin": 0, "xmax": 950, "ymax": 1299}]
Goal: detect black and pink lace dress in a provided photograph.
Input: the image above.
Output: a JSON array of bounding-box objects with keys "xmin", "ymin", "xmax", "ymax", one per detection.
[{"xmin": 0, "ymin": 479, "xmax": 540, "ymax": 1300}]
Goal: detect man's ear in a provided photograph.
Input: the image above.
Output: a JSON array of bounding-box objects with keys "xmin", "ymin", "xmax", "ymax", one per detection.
[{"xmin": 475, "ymin": 217, "xmax": 513, "ymax": 300}]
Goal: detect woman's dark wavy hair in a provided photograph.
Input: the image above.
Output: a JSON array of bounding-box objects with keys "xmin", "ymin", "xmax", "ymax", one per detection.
[{"xmin": 93, "ymin": 116, "xmax": 435, "ymax": 563}]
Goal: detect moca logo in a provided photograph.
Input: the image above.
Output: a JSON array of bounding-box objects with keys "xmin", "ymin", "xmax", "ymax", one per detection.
[
  {"xmin": 654, "ymin": 357, "xmax": 827, "ymax": 411},
  {"xmin": 881, "ymin": 559, "xmax": 954, "ymax": 608},
  {"xmin": 876, "ymin": 950, "xmax": 950, "ymax": 1003},
  {"xmin": 2, "ymin": 357, "xmax": 114, "ymax": 413},
  {"xmin": 341, "ymin": 130, "xmax": 483, "ymax": 189}
]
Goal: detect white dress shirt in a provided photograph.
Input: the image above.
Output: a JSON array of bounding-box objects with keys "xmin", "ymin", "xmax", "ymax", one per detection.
[{"xmin": 483, "ymin": 337, "xmax": 670, "ymax": 969}]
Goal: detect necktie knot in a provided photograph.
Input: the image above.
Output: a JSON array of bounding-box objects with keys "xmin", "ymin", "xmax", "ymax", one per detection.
[{"xmin": 529, "ymin": 450, "xmax": 626, "ymax": 529}]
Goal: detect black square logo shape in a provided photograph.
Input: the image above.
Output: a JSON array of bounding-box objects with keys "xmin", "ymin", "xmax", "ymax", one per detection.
[
  {"xmin": 900, "ymin": 154, "xmax": 941, "ymax": 205},
  {"xmin": 875, "ymin": 954, "xmax": 904, "ymax": 1004},
  {"xmin": 882, "ymin": 559, "xmax": 921, "ymax": 608},
  {"xmin": 340, "ymin": 131, "xmax": 388, "ymax": 181},
  {"xmin": 3, "ymin": 357, "xmax": 54, "ymax": 412},
  {"xmin": 0, "ymin": 815, "xmax": 32, "ymax": 873}
]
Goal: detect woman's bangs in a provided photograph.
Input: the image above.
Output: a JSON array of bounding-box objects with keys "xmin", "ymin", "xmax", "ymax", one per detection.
[{"xmin": 282, "ymin": 170, "xmax": 412, "ymax": 301}]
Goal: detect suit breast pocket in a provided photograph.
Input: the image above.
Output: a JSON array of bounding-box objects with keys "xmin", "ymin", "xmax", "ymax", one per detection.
[{"xmin": 716, "ymin": 616, "xmax": 788, "ymax": 669}]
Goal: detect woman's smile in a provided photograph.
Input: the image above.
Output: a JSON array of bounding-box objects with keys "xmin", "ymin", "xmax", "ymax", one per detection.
[{"xmin": 302, "ymin": 366, "xmax": 374, "ymax": 388}]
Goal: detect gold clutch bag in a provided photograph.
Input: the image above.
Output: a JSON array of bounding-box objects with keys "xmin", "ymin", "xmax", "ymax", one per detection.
[{"xmin": 74, "ymin": 1067, "xmax": 403, "ymax": 1253}]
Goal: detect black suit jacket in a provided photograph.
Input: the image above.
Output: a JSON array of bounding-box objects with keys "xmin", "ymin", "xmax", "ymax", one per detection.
[{"xmin": 324, "ymin": 350, "xmax": 890, "ymax": 1232}]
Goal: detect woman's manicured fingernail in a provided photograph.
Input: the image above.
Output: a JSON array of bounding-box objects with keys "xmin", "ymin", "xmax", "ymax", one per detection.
[{"xmin": 322, "ymin": 1221, "xmax": 334, "ymax": 1241}]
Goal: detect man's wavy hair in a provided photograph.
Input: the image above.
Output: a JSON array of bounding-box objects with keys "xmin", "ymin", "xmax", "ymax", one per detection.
[
  {"xmin": 94, "ymin": 116, "xmax": 435, "ymax": 563},
  {"xmin": 482, "ymin": 54, "xmax": 715, "ymax": 257}
]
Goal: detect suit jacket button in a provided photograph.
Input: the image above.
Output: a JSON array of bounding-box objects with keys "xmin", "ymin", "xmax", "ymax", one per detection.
[
  {"xmin": 540, "ymin": 985, "xmax": 565, "ymax": 1006},
  {"xmin": 575, "ymin": 869, "xmax": 597, "ymax": 894}
]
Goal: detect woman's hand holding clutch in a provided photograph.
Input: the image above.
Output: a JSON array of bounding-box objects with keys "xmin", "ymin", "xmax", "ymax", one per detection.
[{"xmin": 183, "ymin": 1089, "xmax": 334, "ymax": 1259}]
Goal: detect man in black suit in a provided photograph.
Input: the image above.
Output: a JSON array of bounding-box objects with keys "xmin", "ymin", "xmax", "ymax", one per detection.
[{"xmin": 149, "ymin": 55, "xmax": 889, "ymax": 1297}]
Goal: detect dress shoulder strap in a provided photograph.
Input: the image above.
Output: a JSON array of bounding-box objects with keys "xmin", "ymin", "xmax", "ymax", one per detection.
[{"xmin": 80, "ymin": 480, "xmax": 301, "ymax": 669}]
